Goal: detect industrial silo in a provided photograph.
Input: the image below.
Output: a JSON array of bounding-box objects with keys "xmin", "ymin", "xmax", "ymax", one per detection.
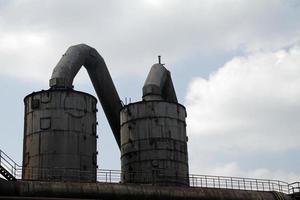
[
  {"xmin": 120, "ymin": 63, "xmax": 189, "ymax": 186},
  {"xmin": 22, "ymin": 44, "xmax": 123, "ymax": 182},
  {"xmin": 22, "ymin": 89, "xmax": 98, "ymax": 181}
]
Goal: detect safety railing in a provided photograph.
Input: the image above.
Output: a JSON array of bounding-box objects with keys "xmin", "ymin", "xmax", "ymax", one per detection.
[
  {"xmin": 288, "ymin": 182, "xmax": 300, "ymax": 194},
  {"xmin": 1, "ymin": 165, "xmax": 299, "ymax": 195},
  {"xmin": 1, "ymin": 166, "xmax": 300, "ymax": 194},
  {"xmin": 97, "ymin": 169, "xmax": 291, "ymax": 193},
  {"xmin": 189, "ymin": 174, "xmax": 289, "ymax": 193},
  {"xmin": 97, "ymin": 169, "xmax": 122, "ymax": 183},
  {"xmin": 0, "ymin": 149, "xmax": 21, "ymax": 178},
  {"xmin": 0, "ymin": 149, "xmax": 299, "ymax": 195}
]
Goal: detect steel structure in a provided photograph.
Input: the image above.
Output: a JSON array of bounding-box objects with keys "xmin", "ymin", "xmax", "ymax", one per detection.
[
  {"xmin": 120, "ymin": 63, "xmax": 189, "ymax": 186},
  {"xmin": 22, "ymin": 89, "xmax": 97, "ymax": 181},
  {"xmin": 120, "ymin": 101, "xmax": 189, "ymax": 186}
]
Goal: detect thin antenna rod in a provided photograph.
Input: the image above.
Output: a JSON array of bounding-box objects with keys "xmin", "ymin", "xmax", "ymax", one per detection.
[{"xmin": 158, "ymin": 55, "xmax": 161, "ymax": 64}]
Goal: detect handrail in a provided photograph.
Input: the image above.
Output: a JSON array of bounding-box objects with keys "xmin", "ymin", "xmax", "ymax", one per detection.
[
  {"xmin": 0, "ymin": 150, "xmax": 21, "ymax": 167},
  {"xmin": 188, "ymin": 173, "xmax": 289, "ymax": 193},
  {"xmin": 288, "ymin": 182, "xmax": 300, "ymax": 194},
  {"xmin": 0, "ymin": 149, "xmax": 21, "ymax": 177},
  {"xmin": 1, "ymin": 165, "xmax": 299, "ymax": 194},
  {"xmin": 0, "ymin": 149, "xmax": 299, "ymax": 194}
]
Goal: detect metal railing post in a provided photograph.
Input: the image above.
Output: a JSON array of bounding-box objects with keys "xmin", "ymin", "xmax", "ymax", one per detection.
[
  {"xmin": 13, "ymin": 163, "xmax": 16, "ymax": 177},
  {"xmin": 200, "ymin": 177, "xmax": 202, "ymax": 187},
  {"xmin": 256, "ymin": 179, "xmax": 258, "ymax": 191},
  {"xmin": 110, "ymin": 170, "xmax": 112, "ymax": 183}
]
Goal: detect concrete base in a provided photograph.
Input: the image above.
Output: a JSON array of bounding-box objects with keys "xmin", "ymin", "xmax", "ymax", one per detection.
[{"xmin": 0, "ymin": 179, "xmax": 293, "ymax": 200}]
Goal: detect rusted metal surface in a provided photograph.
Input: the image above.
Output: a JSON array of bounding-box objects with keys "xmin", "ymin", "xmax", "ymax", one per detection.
[
  {"xmin": 120, "ymin": 101, "xmax": 189, "ymax": 186},
  {"xmin": 22, "ymin": 89, "xmax": 97, "ymax": 182}
]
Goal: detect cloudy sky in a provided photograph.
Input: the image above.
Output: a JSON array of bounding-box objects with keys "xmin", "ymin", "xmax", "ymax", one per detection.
[{"xmin": 1, "ymin": 0, "xmax": 300, "ymax": 182}]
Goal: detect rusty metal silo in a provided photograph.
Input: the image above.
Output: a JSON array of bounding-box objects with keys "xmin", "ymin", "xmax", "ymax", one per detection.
[
  {"xmin": 120, "ymin": 63, "xmax": 189, "ymax": 186},
  {"xmin": 22, "ymin": 89, "xmax": 97, "ymax": 181},
  {"xmin": 22, "ymin": 44, "xmax": 123, "ymax": 182}
]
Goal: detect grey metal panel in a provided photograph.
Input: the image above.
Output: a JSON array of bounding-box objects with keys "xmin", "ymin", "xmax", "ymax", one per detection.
[
  {"xmin": 120, "ymin": 101, "xmax": 189, "ymax": 186},
  {"xmin": 22, "ymin": 89, "xmax": 97, "ymax": 182}
]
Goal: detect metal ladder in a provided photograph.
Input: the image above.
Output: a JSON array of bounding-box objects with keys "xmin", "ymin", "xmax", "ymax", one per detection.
[{"xmin": 0, "ymin": 149, "xmax": 19, "ymax": 181}]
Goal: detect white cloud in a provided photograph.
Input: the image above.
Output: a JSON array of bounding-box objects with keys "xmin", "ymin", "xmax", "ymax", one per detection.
[
  {"xmin": 0, "ymin": 31, "xmax": 57, "ymax": 83},
  {"xmin": 0, "ymin": 0, "xmax": 300, "ymax": 82},
  {"xmin": 186, "ymin": 45, "xmax": 300, "ymax": 181}
]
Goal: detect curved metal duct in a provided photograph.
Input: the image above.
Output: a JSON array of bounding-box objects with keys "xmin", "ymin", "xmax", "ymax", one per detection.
[
  {"xmin": 49, "ymin": 44, "xmax": 122, "ymax": 148},
  {"xmin": 142, "ymin": 63, "xmax": 178, "ymax": 102}
]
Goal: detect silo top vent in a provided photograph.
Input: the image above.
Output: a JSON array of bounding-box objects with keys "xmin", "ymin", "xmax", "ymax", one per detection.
[{"xmin": 142, "ymin": 61, "xmax": 177, "ymax": 103}]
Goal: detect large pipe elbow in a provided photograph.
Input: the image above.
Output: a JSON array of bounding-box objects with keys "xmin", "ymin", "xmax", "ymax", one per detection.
[
  {"xmin": 50, "ymin": 44, "xmax": 122, "ymax": 148},
  {"xmin": 50, "ymin": 44, "xmax": 98, "ymax": 88}
]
